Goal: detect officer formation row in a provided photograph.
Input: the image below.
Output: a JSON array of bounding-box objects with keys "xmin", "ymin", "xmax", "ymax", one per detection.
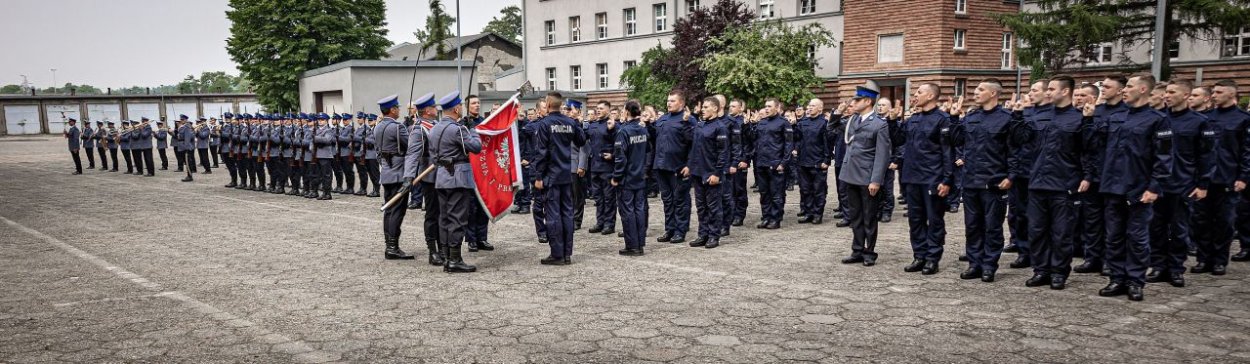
[{"xmin": 64, "ymin": 115, "xmax": 221, "ymax": 178}]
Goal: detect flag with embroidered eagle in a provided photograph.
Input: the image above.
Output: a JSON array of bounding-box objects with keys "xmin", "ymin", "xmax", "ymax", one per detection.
[{"xmin": 469, "ymin": 93, "xmax": 524, "ymax": 222}]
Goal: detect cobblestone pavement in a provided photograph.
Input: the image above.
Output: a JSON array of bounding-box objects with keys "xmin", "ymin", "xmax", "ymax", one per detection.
[{"xmin": 3, "ymin": 136, "xmax": 1250, "ymax": 363}]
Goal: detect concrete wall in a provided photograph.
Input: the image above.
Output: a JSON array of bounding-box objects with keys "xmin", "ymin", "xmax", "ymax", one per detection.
[
  {"xmin": 0, "ymin": 94, "xmax": 258, "ymax": 135},
  {"xmin": 298, "ymin": 62, "xmax": 475, "ymax": 114}
]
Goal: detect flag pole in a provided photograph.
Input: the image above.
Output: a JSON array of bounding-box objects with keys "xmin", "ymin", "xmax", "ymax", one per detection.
[{"xmin": 455, "ymin": 0, "xmax": 463, "ymax": 95}]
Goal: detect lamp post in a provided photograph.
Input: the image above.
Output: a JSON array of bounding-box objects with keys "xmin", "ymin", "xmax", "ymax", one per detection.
[{"xmin": 50, "ymin": 68, "xmax": 58, "ymax": 94}]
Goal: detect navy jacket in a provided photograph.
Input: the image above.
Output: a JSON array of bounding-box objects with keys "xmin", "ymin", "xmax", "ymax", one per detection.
[
  {"xmin": 1086, "ymin": 102, "xmax": 1130, "ymax": 185},
  {"xmin": 688, "ymin": 115, "xmax": 731, "ymax": 180},
  {"xmin": 1096, "ymin": 105, "xmax": 1173, "ymax": 199},
  {"xmin": 585, "ymin": 118, "xmax": 616, "ymax": 173},
  {"xmin": 1021, "ymin": 105, "xmax": 1088, "ymax": 192},
  {"xmin": 896, "ymin": 107, "xmax": 955, "ymax": 186},
  {"xmin": 532, "ymin": 111, "xmax": 587, "ymax": 186},
  {"xmin": 752, "ymin": 114, "xmax": 794, "ymax": 169},
  {"xmin": 653, "ymin": 111, "xmax": 695, "ymax": 172},
  {"xmin": 1010, "ymin": 105, "xmax": 1050, "ymax": 180},
  {"xmin": 953, "ymin": 106, "xmax": 1017, "ymax": 189},
  {"xmin": 1203, "ymin": 106, "xmax": 1250, "ymax": 185},
  {"xmin": 612, "ymin": 119, "xmax": 650, "ymax": 190},
  {"xmin": 1160, "ymin": 108, "xmax": 1216, "ymax": 194},
  {"xmin": 794, "ymin": 114, "xmax": 834, "ymax": 168}
]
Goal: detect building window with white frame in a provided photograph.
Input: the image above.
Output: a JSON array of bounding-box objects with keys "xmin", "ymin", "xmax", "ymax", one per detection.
[
  {"xmin": 1092, "ymin": 42, "xmax": 1113, "ymax": 63},
  {"xmin": 878, "ymin": 34, "xmax": 904, "ymax": 63},
  {"xmin": 953, "ymin": 29, "xmax": 966, "ymax": 50},
  {"xmin": 569, "ymin": 17, "xmax": 581, "ymax": 42},
  {"xmin": 759, "ymin": 0, "xmax": 775, "ymax": 19},
  {"xmin": 545, "ymin": 20, "xmax": 555, "ymax": 45},
  {"xmin": 807, "ymin": 45, "xmax": 816, "ymax": 64},
  {"xmin": 1001, "ymin": 32, "xmax": 1013, "ymax": 69},
  {"xmin": 624, "ymin": 60, "xmax": 637, "ymax": 70},
  {"xmin": 597, "ymin": 63, "xmax": 609, "ymax": 89},
  {"xmin": 654, "ymin": 4, "xmax": 667, "ymax": 32},
  {"xmin": 546, "ymin": 68, "xmax": 556, "ymax": 90},
  {"xmin": 596, "ymin": 13, "xmax": 608, "ymax": 40},
  {"xmin": 955, "ymin": 0, "xmax": 966, "ymax": 14},
  {"xmin": 1223, "ymin": 27, "xmax": 1250, "ymax": 57},
  {"xmin": 954, "ymin": 79, "xmax": 967, "ymax": 98},
  {"xmin": 571, "ymin": 65, "xmax": 582, "ymax": 90},
  {"xmin": 800, "ymin": 0, "xmax": 816, "ymax": 15},
  {"xmin": 687, "ymin": 0, "xmax": 700, "ymax": 13},
  {"xmin": 624, "ymin": 8, "xmax": 637, "ymax": 36}
]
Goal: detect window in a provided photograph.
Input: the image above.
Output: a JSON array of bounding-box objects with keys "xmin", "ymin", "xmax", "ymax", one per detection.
[
  {"xmin": 570, "ymin": 65, "xmax": 582, "ymax": 90},
  {"xmin": 596, "ymin": 13, "xmax": 608, "ymax": 40},
  {"xmin": 687, "ymin": 0, "xmax": 700, "ymax": 13},
  {"xmin": 807, "ymin": 45, "xmax": 817, "ymax": 64},
  {"xmin": 759, "ymin": 0, "xmax": 775, "ymax": 19},
  {"xmin": 878, "ymin": 34, "xmax": 904, "ymax": 63},
  {"xmin": 1169, "ymin": 40, "xmax": 1180, "ymax": 59},
  {"xmin": 1001, "ymin": 32, "xmax": 1013, "ymax": 69},
  {"xmin": 546, "ymin": 68, "xmax": 556, "ymax": 90},
  {"xmin": 1092, "ymin": 43, "xmax": 1113, "ymax": 63},
  {"xmin": 654, "ymin": 4, "xmax": 667, "ymax": 32},
  {"xmin": 624, "ymin": 60, "xmax": 637, "ymax": 70},
  {"xmin": 800, "ymin": 0, "xmax": 816, "ymax": 14},
  {"xmin": 953, "ymin": 29, "xmax": 966, "ymax": 50},
  {"xmin": 597, "ymin": 63, "xmax": 609, "ymax": 89},
  {"xmin": 955, "ymin": 0, "xmax": 966, "ymax": 14},
  {"xmin": 545, "ymin": 21, "xmax": 555, "ymax": 45},
  {"xmin": 954, "ymin": 79, "xmax": 967, "ymax": 98},
  {"xmin": 569, "ymin": 17, "xmax": 581, "ymax": 42},
  {"xmin": 624, "ymin": 8, "xmax": 637, "ymax": 36},
  {"xmin": 1223, "ymin": 27, "xmax": 1250, "ymax": 57}
]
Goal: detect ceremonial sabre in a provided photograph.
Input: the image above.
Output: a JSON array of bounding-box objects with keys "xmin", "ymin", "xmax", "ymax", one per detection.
[{"xmin": 379, "ymin": 165, "xmax": 436, "ymax": 211}]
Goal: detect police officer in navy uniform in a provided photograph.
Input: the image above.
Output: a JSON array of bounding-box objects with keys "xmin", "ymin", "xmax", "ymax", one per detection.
[
  {"xmin": 525, "ymin": 101, "xmax": 551, "ymax": 244},
  {"xmin": 461, "ymin": 95, "xmax": 495, "ymax": 252},
  {"xmin": 1206, "ymin": 80, "xmax": 1250, "ymax": 263},
  {"xmin": 586, "ymin": 101, "xmax": 619, "ymax": 236},
  {"xmin": 613, "ymin": 100, "xmax": 650, "ymax": 256},
  {"xmin": 513, "ymin": 109, "xmax": 537, "ymax": 214},
  {"xmin": 410, "ymin": 93, "xmax": 444, "ymax": 256},
  {"xmin": 533, "ymin": 92, "xmax": 588, "ymax": 265},
  {"xmin": 1150, "ymin": 80, "xmax": 1216, "ymax": 280},
  {"xmin": 753, "ymin": 98, "xmax": 794, "ymax": 230},
  {"xmin": 727, "ymin": 99, "xmax": 751, "ymax": 227},
  {"xmin": 1091, "ymin": 74, "xmax": 1172, "ymax": 301},
  {"xmin": 837, "ymin": 82, "xmax": 892, "ymax": 266},
  {"xmin": 795, "ymin": 99, "xmax": 834, "ymax": 225},
  {"xmin": 1004, "ymin": 81, "xmax": 1049, "ymax": 268},
  {"xmin": 1017, "ymin": 75, "xmax": 1090, "ymax": 290},
  {"xmin": 951, "ymin": 79, "xmax": 1017, "ymax": 282},
  {"xmin": 375, "ymin": 95, "xmax": 417, "ymax": 261},
  {"xmin": 653, "ymin": 91, "xmax": 695, "ymax": 242},
  {"xmin": 1074, "ymin": 77, "xmax": 1130, "ymax": 275},
  {"xmin": 894, "ymin": 83, "xmax": 956, "ymax": 275},
  {"xmin": 688, "ymin": 96, "xmax": 731, "ymax": 249},
  {"xmin": 428, "ymin": 91, "xmax": 482, "ymax": 273},
  {"xmin": 95, "ymin": 121, "xmax": 110, "ymax": 171},
  {"xmin": 64, "ymin": 118, "xmax": 83, "ymax": 174}
]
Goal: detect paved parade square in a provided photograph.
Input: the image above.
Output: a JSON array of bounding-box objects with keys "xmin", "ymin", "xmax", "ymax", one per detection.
[{"xmin": 2, "ymin": 136, "xmax": 1249, "ymax": 363}]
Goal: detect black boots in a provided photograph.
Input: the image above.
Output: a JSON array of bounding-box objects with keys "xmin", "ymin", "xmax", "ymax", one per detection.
[
  {"xmin": 426, "ymin": 240, "xmax": 445, "ymax": 266},
  {"xmin": 384, "ymin": 237, "xmax": 415, "ymax": 260},
  {"xmin": 444, "ymin": 246, "xmax": 477, "ymax": 273}
]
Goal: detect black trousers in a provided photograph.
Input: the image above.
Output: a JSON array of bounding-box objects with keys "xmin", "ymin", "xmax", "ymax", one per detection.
[
  {"xmin": 70, "ymin": 150, "xmax": 82, "ymax": 173},
  {"xmin": 339, "ymin": 157, "xmax": 356, "ymax": 190},
  {"xmin": 1149, "ymin": 194, "xmax": 1191, "ymax": 274},
  {"xmin": 304, "ymin": 159, "xmax": 318, "ymax": 191},
  {"xmin": 755, "ymin": 167, "xmax": 786, "ymax": 223},
  {"xmin": 158, "ymin": 148, "xmax": 168, "ymax": 169},
  {"xmin": 122, "ymin": 148, "xmax": 134, "ymax": 172},
  {"xmin": 467, "ymin": 201, "xmax": 490, "ymax": 243},
  {"xmin": 187, "ymin": 149, "xmax": 198, "ymax": 173},
  {"xmin": 197, "ymin": 148, "xmax": 211, "ymax": 172},
  {"xmin": 620, "ymin": 188, "xmax": 648, "ymax": 250},
  {"xmin": 964, "ymin": 188, "xmax": 1008, "ymax": 273},
  {"xmin": 108, "ymin": 149, "xmax": 118, "ymax": 170},
  {"xmin": 532, "ymin": 180, "xmax": 548, "ymax": 239},
  {"xmin": 366, "ymin": 159, "xmax": 381, "ymax": 193},
  {"xmin": 84, "ymin": 148, "xmax": 95, "ymax": 168},
  {"xmin": 97, "ymin": 147, "xmax": 108, "ymax": 169},
  {"xmin": 318, "ymin": 159, "xmax": 333, "ymax": 193},
  {"xmin": 210, "ymin": 145, "xmax": 220, "ymax": 166},
  {"xmin": 732, "ymin": 169, "xmax": 748, "ymax": 221},
  {"xmin": 904, "ymin": 183, "xmax": 948, "ymax": 263},
  {"xmin": 422, "ymin": 182, "xmax": 440, "ymax": 244},
  {"xmin": 1104, "ymin": 194, "xmax": 1153, "ymax": 286},
  {"xmin": 437, "ymin": 188, "xmax": 473, "ymax": 250},
  {"xmin": 354, "ymin": 159, "xmax": 368, "ymax": 192},
  {"xmin": 1077, "ymin": 189, "xmax": 1107, "ymax": 263},
  {"xmin": 131, "ymin": 148, "xmax": 144, "ymax": 175},
  {"xmin": 1028, "ymin": 190, "xmax": 1076, "ymax": 278},
  {"xmin": 1007, "ymin": 178, "xmax": 1031, "ymax": 255},
  {"xmin": 656, "ymin": 170, "xmax": 692, "ymax": 237},
  {"xmin": 694, "ymin": 179, "xmax": 723, "ymax": 239},
  {"xmin": 544, "ymin": 184, "xmax": 575, "ymax": 259},
  {"xmin": 175, "ymin": 148, "xmax": 186, "ymax": 171},
  {"xmin": 1194, "ymin": 186, "xmax": 1236, "ymax": 267},
  {"xmin": 288, "ymin": 159, "xmax": 301, "ymax": 190},
  {"xmin": 331, "ymin": 157, "xmax": 344, "ymax": 188},
  {"xmin": 845, "ymin": 183, "xmax": 881, "ymax": 259},
  {"xmin": 591, "ymin": 172, "xmax": 617, "ymax": 229},
  {"xmin": 572, "ymin": 173, "xmax": 588, "ymax": 227},
  {"xmin": 798, "ymin": 166, "xmax": 829, "ymax": 217},
  {"xmin": 224, "ymin": 154, "xmax": 238, "ymax": 184},
  {"xmin": 141, "ymin": 148, "xmax": 154, "ymax": 175},
  {"xmin": 382, "ymin": 183, "xmax": 407, "ymax": 239}
]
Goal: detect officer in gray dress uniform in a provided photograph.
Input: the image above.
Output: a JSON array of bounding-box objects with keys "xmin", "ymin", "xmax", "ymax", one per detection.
[
  {"xmin": 65, "ymin": 118, "xmax": 83, "ymax": 174},
  {"xmin": 406, "ymin": 93, "xmax": 444, "ymax": 263},
  {"xmin": 136, "ymin": 117, "xmax": 155, "ymax": 176},
  {"xmin": 375, "ymin": 95, "xmax": 417, "ymax": 260},
  {"xmin": 363, "ymin": 114, "xmax": 381, "ymax": 197},
  {"xmin": 94, "ymin": 120, "xmax": 109, "ymax": 170},
  {"xmin": 178, "ymin": 116, "xmax": 197, "ymax": 182},
  {"xmin": 836, "ymin": 81, "xmax": 893, "ymax": 266},
  {"xmin": 428, "ymin": 91, "xmax": 483, "ymax": 273},
  {"xmin": 314, "ymin": 113, "xmax": 337, "ymax": 200},
  {"xmin": 196, "ymin": 118, "xmax": 213, "ymax": 174},
  {"xmin": 81, "ymin": 120, "xmax": 95, "ymax": 169},
  {"xmin": 156, "ymin": 121, "xmax": 170, "ymax": 170}
]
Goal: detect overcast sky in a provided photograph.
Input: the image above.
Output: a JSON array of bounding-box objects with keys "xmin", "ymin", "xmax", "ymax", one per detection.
[{"xmin": 0, "ymin": 0, "xmax": 519, "ymax": 89}]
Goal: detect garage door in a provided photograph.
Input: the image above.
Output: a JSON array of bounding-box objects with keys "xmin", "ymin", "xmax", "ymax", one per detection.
[
  {"xmin": 86, "ymin": 103, "xmax": 122, "ymax": 123},
  {"xmin": 203, "ymin": 103, "xmax": 234, "ymax": 119},
  {"xmin": 165, "ymin": 103, "xmax": 198, "ymax": 121},
  {"xmin": 127, "ymin": 103, "xmax": 161, "ymax": 130},
  {"xmin": 45, "ymin": 105, "xmax": 80, "ymax": 135},
  {"xmin": 4, "ymin": 105, "xmax": 42, "ymax": 135}
]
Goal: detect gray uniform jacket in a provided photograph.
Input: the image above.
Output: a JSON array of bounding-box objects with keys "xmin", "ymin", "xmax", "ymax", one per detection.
[
  {"xmin": 375, "ymin": 117, "xmax": 408, "ymax": 184},
  {"xmin": 67, "ymin": 126, "xmax": 81, "ymax": 151},
  {"xmin": 134, "ymin": 125, "xmax": 153, "ymax": 149},
  {"xmin": 404, "ymin": 119, "xmax": 435, "ymax": 183},
  {"xmin": 837, "ymin": 112, "xmax": 893, "ymax": 186},
  {"xmin": 428, "ymin": 117, "xmax": 482, "ymax": 190},
  {"xmin": 156, "ymin": 129, "xmax": 169, "ymax": 149},
  {"xmin": 314, "ymin": 125, "xmax": 336, "ymax": 159}
]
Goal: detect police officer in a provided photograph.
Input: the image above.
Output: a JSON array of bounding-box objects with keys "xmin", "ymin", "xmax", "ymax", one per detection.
[
  {"xmin": 64, "ymin": 118, "xmax": 83, "ymax": 174},
  {"xmin": 526, "ymin": 101, "xmax": 551, "ymax": 244},
  {"xmin": 689, "ymin": 97, "xmax": 731, "ymax": 249},
  {"xmin": 120, "ymin": 121, "xmax": 134, "ymax": 174},
  {"xmin": 795, "ymin": 99, "xmax": 833, "ymax": 225},
  {"xmin": 1074, "ymin": 77, "xmax": 1129, "ymax": 275},
  {"xmin": 1093, "ymin": 74, "xmax": 1172, "ymax": 302},
  {"xmin": 196, "ymin": 118, "xmax": 213, "ymax": 174},
  {"xmin": 654, "ymin": 91, "xmax": 695, "ymax": 241},
  {"xmin": 513, "ymin": 109, "xmax": 538, "ymax": 215},
  {"xmin": 237, "ymin": 115, "xmax": 254, "ymax": 189},
  {"xmin": 252, "ymin": 115, "xmax": 270, "ymax": 190},
  {"xmin": 407, "ymin": 104, "xmax": 427, "ymax": 210},
  {"xmin": 1004, "ymin": 81, "xmax": 1049, "ymax": 268},
  {"xmin": 156, "ymin": 118, "xmax": 169, "ymax": 170},
  {"xmin": 951, "ymin": 79, "xmax": 1015, "ymax": 282},
  {"xmin": 409, "ymin": 93, "xmax": 444, "ymax": 255},
  {"xmin": 587, "ymin": 101, "xmax": 618, "ymax": 236},
  {"xmin": 613, "ymin": 100, "xmax": 650, "ymax": 256},
  {"xmin": 1207, "ymin": 80, "xmax": 1250, "ymax": 263},
  {"xmin": 462, "ymin": 95, "xmax": 495, "ymax": 252},
  {"xmin": 1149, "ymin": 80, "xmax": 1215, "ymax": 280},
  {"xmin": 363, "ymin": 113, "xmax": 382, "ymax": 197},
  {"xmin": 268, "ymin": 115, "xmax": 287, "ymax": 194},
  {"xmin": 129, "ymin": 119, "xmax": 145, "ymax": 176},
  {"xmin": 327, "ymin": 114, "xmax": 345, "ymax": 193},
  {"xmin": 94, "ymin": 120, "xmax": 109, "ymax": 171},
  {"xmin": 568, "ymin": 100, "xmax": 590, "ymax": 231},
  {"xmin": 837, "ymin": 82, "xmax": 892, "ymax": 266},
  {"xmin": 135, "ymin": 117, "xmax": 155, "ymax": 176},
  {"xmin": 338, "ymin": 113, "xmax": 357, "ymax": 195},
  {"xmin": 375, "ymin": 95, "xmax": 417, "ymax": 261},
  {"xmin": 314, "ymin": 113, "xmax": 336, "ymax": 200},
  {"xmin": 81, "ymin": 119, "xmax": 95, "ymax": 170},
  {"xmin": 221, "ymin": 114, "xmax": 237, "ymax": 187},
  {"xmin": 1018, "ymin": 76, "xmax": 1089, "ymax": 290},
  {"xmin": 428, "ymin": 91, "xmax": 482, "ymax": 273},
  {"xmin": 209, "ymin": 118, "xmax": 221, "ymax": 168},
  {"xmin": 302, "ymin": 115, "xmax": 319, "ymax": 198},
  {"xmin": 178, "ymin": 117, "xmax": 196, "ymax": 182},
  {"xmin": 290, "ymin": 114, "xmax": 307, "ymax": 196},
  {"xmin": 533, "ymin": 92, "xmax": 587, "ymax": 265},
  {"xmin": 105, "ymin": 121, "xmax": 119, "ymax": 172},
  {"xmin": 753, "ymin": 98, "xmax": 794, "ymax": 230},
  {"xmin": 728, "ymin": 99, "xmax": 751, "ymax": 227},
  {"xmin": 894, "ymin": 83, "xmax": 955, "ymax": 275},
  {"xmin": 353, "ymin": 112, "xmax": 370, "ymax": 196}
]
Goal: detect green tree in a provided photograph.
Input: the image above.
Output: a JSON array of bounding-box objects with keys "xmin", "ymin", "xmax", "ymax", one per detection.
[
  {"xmin": 414, "ymin": 0, "xmax": 457, "ymax": 59},
  {"xmin": 482, "ymin": 5, "xmax": 522, "ymax": 45},
  {"xmin": 226, "ymin": 0, "xmax": 391, "ymax": 110},
  {"xmin": 997, "ymin": 0, "xmax": 1250, "ymax": 80},
  {"xmin": 701, "ymin": 21, "xmax": 836, "ymax": 108},
  {"xmin": 658, "ymin": 0, "xmax": 755, "ymax": 103},
  {"xmin": 0, "ymin": 84, "xmax": 24, "ymax": 94},
  {"xmin": 619, "ymin": 44, "xmax": 676, "ymax": 107}
]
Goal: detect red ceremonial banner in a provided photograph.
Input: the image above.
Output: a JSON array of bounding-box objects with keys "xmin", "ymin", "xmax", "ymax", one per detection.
[{"xmin": 470, "ymin": 94, "xmax": 524, "ymax": 222}]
